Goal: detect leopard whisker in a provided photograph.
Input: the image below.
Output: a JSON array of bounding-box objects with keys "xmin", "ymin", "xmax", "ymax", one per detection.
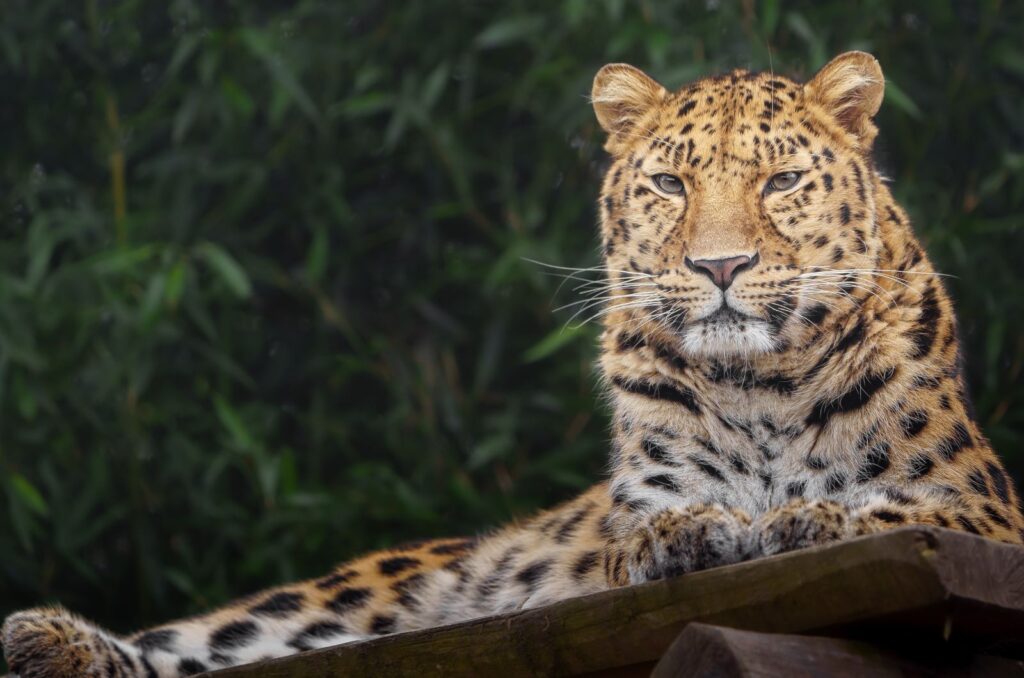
[
  {"xmin": 570, "ymin": 299, "xmax": 661, "ymax": 328},
  {"xmin": 556, "ymin": 292, "xmax": 660, "ymax": 316}
]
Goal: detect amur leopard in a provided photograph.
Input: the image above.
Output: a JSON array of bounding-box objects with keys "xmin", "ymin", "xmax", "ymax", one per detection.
[{"xmin": 4, "ymin": 51, "xmax": 1022, "ymax": 677}]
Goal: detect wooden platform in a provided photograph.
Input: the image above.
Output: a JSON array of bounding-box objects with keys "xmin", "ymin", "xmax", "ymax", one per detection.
[{"xmin": 206, "ymin": 527, "xmax": 1024, "ymax": 677}]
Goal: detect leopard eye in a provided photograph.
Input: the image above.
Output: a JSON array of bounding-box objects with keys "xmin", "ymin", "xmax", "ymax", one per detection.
[
  {"xmin": 652, "ymin": 173, "xmax": 685, "ymax": 195},
  {"xmin": 765, "ymin": 171, "xmax": 803, "ymax": 193}
]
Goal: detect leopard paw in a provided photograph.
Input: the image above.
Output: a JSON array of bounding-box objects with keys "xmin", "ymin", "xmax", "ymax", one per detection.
[
  {"xmin": 2, "ymin": 607, "xmax": 125, "ymax": 678},
  {"xmin": 752, "ymin": 499, "xmax": 851, "ymax": 558},
  {"xmin": 626, "ymin": 504, "xmax": 751, "ymax": 584}
]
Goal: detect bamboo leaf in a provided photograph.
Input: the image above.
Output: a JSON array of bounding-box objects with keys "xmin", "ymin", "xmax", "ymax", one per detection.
[
  {"xmin": 196, "ymin": 242, "xmax": 252, "ymax": 299},
  {"xmin": 522, "ymin": 325, "xmax": 586, "ymax": 363},
  {"xmin": 10, "ymin": 474, "xmax": 48, "ymax": 516}
]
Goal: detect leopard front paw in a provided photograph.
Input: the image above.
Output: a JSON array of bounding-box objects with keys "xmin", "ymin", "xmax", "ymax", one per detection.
[
  {"xmin": 3, "ymin": 607, "xmax": 108, "ymax": 678},
  {"xmin": 752, "ymin": 499, "xmax": 852, "ymax": 558},
  {"xmin": 625, "ymin": 504, "xmax": 751, "ymax": 584}
]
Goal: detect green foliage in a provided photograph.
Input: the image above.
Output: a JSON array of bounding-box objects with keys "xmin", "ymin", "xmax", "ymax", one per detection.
[{"xmin": 1, "ymin": 0, "xmax": 1022, "ymax": 638}]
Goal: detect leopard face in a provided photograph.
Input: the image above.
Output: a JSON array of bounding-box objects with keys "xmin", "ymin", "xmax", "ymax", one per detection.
[{"xmin": 593, "ymin": 53, "xmax": 885, "ymax": 358}]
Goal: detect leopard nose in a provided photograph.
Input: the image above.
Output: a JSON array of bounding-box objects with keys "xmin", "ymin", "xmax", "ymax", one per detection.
[{"xmin": 684, "ymin": 253, "xmax": 759, "ymax": 290}]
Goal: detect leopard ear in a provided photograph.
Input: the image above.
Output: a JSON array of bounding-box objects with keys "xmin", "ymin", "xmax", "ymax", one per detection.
[
  {"xmin": 805, "ymin": 51, "xmax": 884, "ymax": 145},
  {"xmin": 592, "ymin": 64, "xmax": 667, "ymax": 144}
]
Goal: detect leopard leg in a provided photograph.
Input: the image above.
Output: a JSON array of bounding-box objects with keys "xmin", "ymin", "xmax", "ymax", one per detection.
[
  {"xmin": 609, "ymin": 504, "xmax": 752, "ymax": 585},
  {"xmin": 750, "ymin": 489, "xmax": 1024, "ymax": 561},
  {"xmin": 848, "ymin": 491, "xmax": 1022, "ymax": 543},
  {"xmin": 750, "ymin": 498, "xmax": 852, "ymax": 558}
]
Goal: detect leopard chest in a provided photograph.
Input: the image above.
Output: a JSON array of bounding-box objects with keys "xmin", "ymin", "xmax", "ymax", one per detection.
[{"xmin": 615, "ymin": 385, "xmax": 883, "ymax": 518}]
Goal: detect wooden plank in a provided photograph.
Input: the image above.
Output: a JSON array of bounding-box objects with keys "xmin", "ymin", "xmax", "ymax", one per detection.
[
  {"xmin": 652, "ymin": 623, "xmax": 1024, "ymax": 677},
  {"xmin": 205, "ymin": 527, "xmax": 1024, "ymax": 677}
]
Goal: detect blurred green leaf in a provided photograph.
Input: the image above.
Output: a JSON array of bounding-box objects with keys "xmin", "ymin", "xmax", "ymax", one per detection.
[
  {"xmin": 221, "ymin": 77, "xmax": 256, "ymax": 117},
  {"xmin": 761, "ymin": 0, "xmax": 781, "ymax": 36},
  {"xmin": 785, "ymin": 12, "xmax": 827, "ymax": 66},
  {"xmin": 196, "ymin": 242, "xmax": 252, "ymax": 299},
  {"xmin": 884, "ymin": 79, "xmax": 923, "ymax": 119},
  {"xmin": 87, "ymin": 245, "xmax": 159, "ymax": 275},
  {"xmin": 474, "ymin": 16, "xmax": 545, "ymax": 49},
  {"xmin": 214, "ymin": 395, "xmax": 255, "ymax": 450},
  {"xmin": 421, "ymin": 61, "xmax": 450, "ymax": 111},
  {"xmin": 165, "ymin": 261, "xmax": 187, "ymax": 307},
  {"xmin": 330, "ymin": 93, "xmax": 394, "ymax": 119},
  {"xmin": 523, "ymin": 324, "xmax": 586, "ymax": 363},
  {"xmin": 305, "ymin": 225, "xmax": 328, "ymax": 282},
  {"xmin": 239, "ymin": 29, "xmax": 320, "ymax": 124},
  {"xmin": 9, "ymin": 474, "xmax": 48, "ymax": 516}
]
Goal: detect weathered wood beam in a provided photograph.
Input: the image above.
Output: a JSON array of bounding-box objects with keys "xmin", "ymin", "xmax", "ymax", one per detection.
[
  {"xmin": 651, "ymin": 623, "xmax": 1024, "ymax": 677},
  {"xmin": 205, "ymin": 527, "xmax": 1024, "ymax": 677}
]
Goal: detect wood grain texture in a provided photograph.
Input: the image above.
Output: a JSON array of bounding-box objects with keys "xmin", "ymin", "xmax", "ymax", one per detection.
[
  {"xmin": 652, "ymin": 623, "xmax": 1024, "ymax": 677},
  {"xmin": 204, "ymin": 527, "xmax": 1024, "ymax": 677}
]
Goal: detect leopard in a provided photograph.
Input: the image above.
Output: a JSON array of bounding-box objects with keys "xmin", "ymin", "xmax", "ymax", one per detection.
[{"xmin": 4, "ymin": 51, "xmax": 1022, "ymax": 677}]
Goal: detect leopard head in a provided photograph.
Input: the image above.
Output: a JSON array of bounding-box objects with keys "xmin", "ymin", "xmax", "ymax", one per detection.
[{"xmin": 592, "ymin": 52, "xmax": 886, "ymax": 359}]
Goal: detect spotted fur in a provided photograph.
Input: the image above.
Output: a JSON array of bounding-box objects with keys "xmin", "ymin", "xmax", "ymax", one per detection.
[{"xmin": 3, "ymin": 52, "xmax": 1022, "ymax": 677}]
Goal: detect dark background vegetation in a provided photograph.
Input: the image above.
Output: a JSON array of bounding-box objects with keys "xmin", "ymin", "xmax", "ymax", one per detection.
[{"xmin": 2, "ymin": 0, "xmax": 1023, "ymax": 641}]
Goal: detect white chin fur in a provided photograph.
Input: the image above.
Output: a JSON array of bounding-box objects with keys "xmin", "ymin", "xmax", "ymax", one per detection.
[{"xmin": 680, "ymin": 320, "xmax": 775, "ymax": 357}]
